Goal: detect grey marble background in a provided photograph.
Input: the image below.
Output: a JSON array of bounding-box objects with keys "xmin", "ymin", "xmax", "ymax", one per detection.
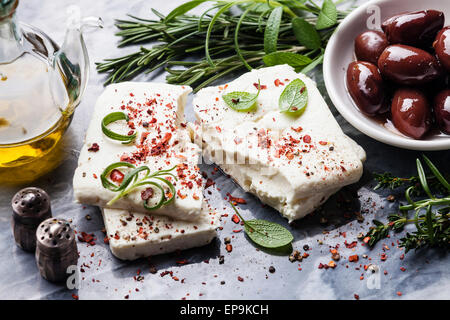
[{"xmin": 0, "ymin": 0, "xmax": 448, "ymax": 300}]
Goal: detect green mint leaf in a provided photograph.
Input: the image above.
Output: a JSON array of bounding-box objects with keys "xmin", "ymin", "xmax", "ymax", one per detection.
[
  {"xmin": 316, "ymin": 0, "xmax": 337, "ymax": 30},
  {"xmin": 292, "ymin": 18, "xmax": 321, "ymax": 49},
  {"xmin": 222, "ymin": 88, "xmax": 260, "ymax": 112},
  {"xmin": 263, "ymin": 52, "xmax": 312, "ymax": 72},
  {"xmin": 244, "ymin": 219, "xmax": 294, "ymax": 249},
  {"xmin": 165, "ymin": 0, "xmax": 208, "ymax": 22},
  {"xmin": 264, "ymin": 6, "xmax": 283, "ymax": 54},
  {"xmin": 278, "ymin": 78, "xmax": 308, "ymax": 115}
]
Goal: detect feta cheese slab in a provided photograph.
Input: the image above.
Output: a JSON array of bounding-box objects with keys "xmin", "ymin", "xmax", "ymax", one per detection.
[
  {"xmin": 192, "ymin": 65, "xmax": 366, "ymax": 222},
  {"xmin": 102, "ymin": 200, "xmax": 220, "ymax": 261},
  {"xmin": 73, "ymin": 82, "xmax": 204, "ymax": 222}
]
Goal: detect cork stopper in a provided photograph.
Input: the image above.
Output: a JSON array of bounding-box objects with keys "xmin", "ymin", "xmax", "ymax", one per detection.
[
  {"xmin": 12, "ymin": 187, "xmax": 52, "ymax": 226},
  {"xmin": 36, "ymin": 218, "xmax": 76, "ymax": 257}
]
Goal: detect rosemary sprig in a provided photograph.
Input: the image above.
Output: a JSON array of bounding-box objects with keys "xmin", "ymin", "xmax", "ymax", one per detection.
[
  {"xmin": 101, "ymin": 162, "xmax": 177, "ymax": 211},
  {"xmin": 96, "ymin": 1, "xmax": 349, "ymax": 92},
  {"xmin": 366, "ymin": 156, "xmax": 450, "ymax": 252},
  {"xmin": 101, "ymin": 112, "xmax": 136, "ymax": 144}
]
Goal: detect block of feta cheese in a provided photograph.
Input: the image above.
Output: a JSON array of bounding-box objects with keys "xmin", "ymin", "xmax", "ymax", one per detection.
[
  {"xmin": 102, "ymin": 200, "xmax": 220, "ymax": 261},
  {"xmin": 192, "ymin": 65, "xmax": 366, "ymax": 222},
  {"xmin": 73, "ymin": 82, "xmax": 204, "ymax": 222}
]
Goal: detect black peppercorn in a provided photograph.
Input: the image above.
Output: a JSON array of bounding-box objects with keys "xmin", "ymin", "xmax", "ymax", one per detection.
[
  {"xmin": 11, "ymin": 187, "xmax": 52, "ymax": 252},
  {"xmin": 35, "ymin": 218, "xmax": 78, "ymax": 282}
]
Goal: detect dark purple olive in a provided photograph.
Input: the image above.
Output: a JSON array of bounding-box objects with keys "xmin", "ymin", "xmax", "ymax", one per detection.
[
  {"xmin": 433, "ymin": 26, "xmax": 450, "ymax": 72},
  {"xmin": 346, "ymin": 61, "xmax": 386, "ymax": 116},
  {"xmin": 391, "ymin": 88, "xmax": 431, "ymax": 139},
  {"xmin": 378, "ymin": 45, "xmax": 442, "ymax": 85},
  {"xmin": 434, "ymin": 89, "xmax": 450, "ymax": 134},
  {"xmin": 354, "ymin": 30, "xmax": 389, "ymax": 65},
  {"xmin": 382, "ymin": 10, "xmax": 444, "ymax": 47}
]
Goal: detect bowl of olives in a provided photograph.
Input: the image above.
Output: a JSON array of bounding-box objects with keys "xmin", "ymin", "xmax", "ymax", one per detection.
[{"xmin": 323, "ymin": 0, "xmax": 450, "ymax": 150}]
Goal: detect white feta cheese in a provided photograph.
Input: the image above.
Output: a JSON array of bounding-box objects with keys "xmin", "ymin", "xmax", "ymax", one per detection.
[
  {"xmin": 73, "ymin": 82, "xmax": 204, "ymax": 222},
  {"xmin": 102, "ymin": 200, "xmax": 220, "ymax": 261},
  {"xmin": 192, "ymin": 65, "xmax": 366, "ymax": 222}
]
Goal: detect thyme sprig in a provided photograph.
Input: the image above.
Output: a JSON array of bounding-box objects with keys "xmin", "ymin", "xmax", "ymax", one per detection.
[
  {"xmin": 366, "ymin": 156, "xmax": 450, "ymax": 252},
  {"xmin": 101, "ymin": 162, "xmax": 177, "ymax": 211},
  {"xmin": 96, "ymin": 0, "xmax": 349, "ymax": 92}
]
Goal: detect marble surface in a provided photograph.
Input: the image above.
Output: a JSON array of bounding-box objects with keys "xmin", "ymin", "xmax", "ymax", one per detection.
[{"xmin": 0, "ymin": 0, "xmax": 449, "ymax": 300}]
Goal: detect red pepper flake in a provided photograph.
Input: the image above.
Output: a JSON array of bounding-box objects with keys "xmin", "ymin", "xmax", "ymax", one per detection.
[
  {"xmin": 78, "ymin": 232, "xmax": 96, "ymax": 246},
  {"xmin": 88, "ymin": 143, "xmax": 100, "ymax": 152},
  {"xmin": 274, "ymin": 79, "xmax": 284, "ymax": 87},
  {"xmin": 103, "ymin": 236, "xmax": 109, "ymax": 244},
  {"xmin": 176, "ymin": 260, "xmax": 189, "ymax": 265},
  {"xmin": 72, "ymin": 294, "xmax": 79, "ymax": 300},
  {"xmin": 228, "ymin": 194, "xmax": 247, "ymax": 204},
  {"xmin": 354, "ymin": 294, "xmax": 360, "ymax": 300},
  {"xmin": 397, "ymin": 291, "xmax": 402, "ymax": 296},
  {"xmin": 231, "ymin": 214, "xmax": 240, "ymax": 224},
  {"xmin": 141, "ymin": 187, "xmax": 154, "ymax": 201},
  {"xmin": 237, "ymin": 276, "xmax": 244, "ymax": 282},
  {"xmin": 226, "ymin": 244, "xmax": 233, "ymax": 253},
  {"xmin": 400, "ymin": 267, "xmax": 406, "ymax": 272},
  {"xmin": 380, "ymin": 253, "xmax": 387, "ymax": 261},
  {"xmin": 110, "ymin": 169, "xmax": 124, "ymax": 184},
  {"xmin": 303, "ymin": 135, "xmax": 311, "ymax": 143},
  {"xmin": 363, "ymin": 237, "xmax": 371, "ymax": 244},
  {"xmin": 151, "ymin": 132, "xmax": 172, "ymax": 156},
  {"xmin": 253, "ymin": 83, "xmax": 267, "ymax": 90},
  {"xmin": 172, "ymin": 276, "xmax": 179, "ymax": 281},
  {"xmin": 205, "ymin": 178, "xmax": 215, "ymax": 189},
  {"xmin": 319, "ymin": 141, "xmax": 328, "ymax": 146},
  {"xmin": 399, "ymin": 254, "xmax": 404, "ymax": 260},
  {"xmin": 292, "ymin": 126, "xmax": 303, "ymax": 133},
  {"xmin": 349, "ymin": 255, "xmax": 359, "ymax": 262},
  {"xmin": 344, "ymin": 241, "xmax": 357, "ymax": 249}
]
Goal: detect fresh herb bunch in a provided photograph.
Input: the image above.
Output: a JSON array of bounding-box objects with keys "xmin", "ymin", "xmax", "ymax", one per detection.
[
  {"xmin": 97, "ymin": 0, "xmax": 349, "ymax": 92},
  {"xmin": 367, "ymin": 156, "xmax": 450, "ymax": 252}
]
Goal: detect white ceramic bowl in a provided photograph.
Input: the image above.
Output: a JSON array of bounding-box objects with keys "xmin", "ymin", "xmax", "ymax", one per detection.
[{"xmin": 323, "ymin": 0, "xmax": 450, "ymax": 151}]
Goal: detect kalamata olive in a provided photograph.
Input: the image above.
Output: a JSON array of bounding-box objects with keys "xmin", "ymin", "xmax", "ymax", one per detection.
[
  {"xmin": 433, "ymin": 89, "xmax": 450, "ymax": 134},
  {"xmin": 354, "ymin": 30, "xmax": 389, "ymax": 65},
  {"xmin": 391, "ymin": 88, "xmax": 431, "ymax": 139},
  {"xmin": 378, "ymin": 45, "xmax": 441, "ymax": 85},
  {"xmin": 433, "ymin": 26, "xmax": 450, "ymax": 72},
  {"xmin": 346, "ymin": 61, "xmax": 386, "ymax": 116},
  {"xmin": 381, "ymin": 10, "xmax": 444, "ymax": 47}
]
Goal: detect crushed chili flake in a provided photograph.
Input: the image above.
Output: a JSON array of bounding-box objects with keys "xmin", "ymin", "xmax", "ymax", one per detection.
[
  {"xmin": 228, "ymin": 194, "xmax": 247, "ymax": 204},
  {"xmin": 78, "ymin": 232, "xmax": 96, "ymax": 246},
  {"xmin": 237, "ymin": 276, "xmax": 244, "ymax": 282},
  {"xmin": 344, "ymin": 241, "xmax": 357, "ymax": 249},
  {"xmin": 205, "ymin": 178, "xmax": 215, "ymax": 189},
  {"xmin": 231, "ymin": 214, "xmax": 240, "ymax": 224},
  {"xmin": 303, "ymin": 135, "xmax": 311, "ymax": 143},
  {"xmin": 226, "ymin": 244, "xmax": 233, "ymax": 252},
  {"xmin": 141, "ymin": 187, "xmax": 154, "ymax": 201},
  {"xmin": 110, "ymin": 169, "xmax": 124, "ymax": 184},
  {"xmin": 349, "ymin": 255, "xmax": 359, "ymax": 262},
  {"xmin": 71, "ymin": 294, "xmax": 79, "ymax": 300},
  {"xmin": 253, "ymin": 83, "xmax": 267, "ymax": 90},
  {"xmin": 88, "ymin": 143, "xmax": 100, "ymax": 152}
]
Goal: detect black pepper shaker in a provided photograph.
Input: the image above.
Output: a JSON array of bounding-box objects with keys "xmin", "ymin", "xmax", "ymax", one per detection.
[
  {"xmin": 11, "ymin": 187, "xmax": 52, "ymax": 252},
  {"xmin": 35, "ymin": 218, "xmax": 78, "ymax": 282}
]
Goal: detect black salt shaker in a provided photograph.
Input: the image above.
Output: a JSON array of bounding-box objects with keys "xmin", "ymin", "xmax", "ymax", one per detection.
[
  {"xmin": 35, "ymin": 218, "xmax": 78, "ymax": 282},
  {"xmin": 11, "ymin": 187, "xmax": 52, "ymax": 252}
]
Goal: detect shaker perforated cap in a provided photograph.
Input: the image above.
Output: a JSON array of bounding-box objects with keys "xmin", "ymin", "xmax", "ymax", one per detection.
[
  {"xmin": 36, "ymin": 218, "xmax": 76, "ymax": 256},
  {"xmin": 12, "ymin": 187, "xmax": 52, "ymax": 226}
]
